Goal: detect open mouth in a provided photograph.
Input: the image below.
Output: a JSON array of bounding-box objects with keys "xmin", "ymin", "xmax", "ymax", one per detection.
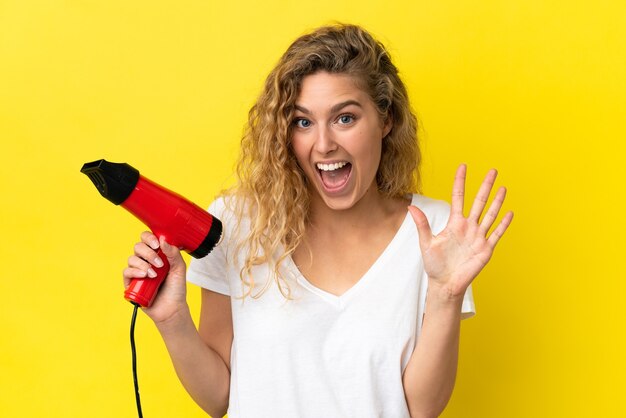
[{"xmin": 316, "ymin": 161, "xmax": 352, "ymax": 191}]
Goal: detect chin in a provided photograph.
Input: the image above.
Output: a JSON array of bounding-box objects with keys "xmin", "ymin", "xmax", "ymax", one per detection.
[{"xmin": 317, "ymin": 190, "xmax": 364, "ymax": 211}]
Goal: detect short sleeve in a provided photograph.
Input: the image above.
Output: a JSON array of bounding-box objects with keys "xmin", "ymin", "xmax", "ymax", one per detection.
[
  {"xmin": 460, "ymin": 285, "xmax": 476, "ymax": 319},
  {"xmin": 187, "ymin": 198, "xmax": 231, "ymax": 296}
]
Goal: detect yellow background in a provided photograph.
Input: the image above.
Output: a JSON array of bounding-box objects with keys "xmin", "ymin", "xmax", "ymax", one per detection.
[{"xmin": 1, "ymin": 1, "xmax": 624, "ymax": 417}]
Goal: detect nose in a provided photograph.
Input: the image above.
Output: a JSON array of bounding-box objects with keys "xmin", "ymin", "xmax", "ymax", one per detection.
[{"xmin": 313, "ymin": 125, "xmax": 338, "ymax": 155}]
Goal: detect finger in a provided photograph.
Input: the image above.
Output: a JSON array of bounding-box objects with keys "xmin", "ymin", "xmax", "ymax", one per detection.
[
  {"xmin": 123, "ymin": 266, "xmax": 148, "ymax": 279},
  {"xmin": 487, "ymin": 211, "xmax": 514, "ymax": 248},
  {"xmin": 123, "ymin": 267, "xmax": 149, "ymax": 289},
  {"xmin": 127, "ymin": 255, "xmax": 157, "ymax": 278},
  {"xmin": 408, "ymin": 205, "xmax": 433, "ymax": 249},
  {"xmin": 451, "ymin": 164, "xmax": 467, "ymax": 217},
  {"xmin": 141, "ymin": 231, "xmax": 160, "ymax": 250},
  {"xmin": 133, "ymin": 242, "xmax": 165, "ymax": 269},
  {"xmin": 159, "ymin": 237, "xmax": 185, "ymax": 267},
  {"xmin": 122, "ymin": 268, "xmax": 132, "ymax": 289},
  {"xmin": 478, "ymin": 186, "xmax": 506, "ymax": 234},
  {"xmin": 468, "ymin": 168, "xmax": 498, "ymax": 223}
]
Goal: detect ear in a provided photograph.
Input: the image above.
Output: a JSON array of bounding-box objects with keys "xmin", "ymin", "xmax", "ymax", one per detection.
[{"xmin": 382, "ymin": 114, "xmax": 393, "ymax": 139}]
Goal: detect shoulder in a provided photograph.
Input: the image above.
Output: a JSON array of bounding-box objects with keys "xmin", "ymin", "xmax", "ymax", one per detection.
[
  {"xmin": 207, "ymin": 195, "xmax": 228, "ymax": 216},
  {"xmin": 409, "ymin": 194, "xmax": 450, "ymax": 235},
  {"xmin": 208, "ymin": 194, "xmax": 248, "ymax": 222},
  {"xmin": 410, "ymin": 194, "xmax": 450, "ymax": 213},
  {"xmin": 207, "ymin": 194, "xmax": 254, "ymax": 242}
]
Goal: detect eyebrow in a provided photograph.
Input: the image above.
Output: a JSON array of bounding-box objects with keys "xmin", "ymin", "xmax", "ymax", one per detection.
[{"xmin": 294, "ymin": 99, "xmax": 363, "ymax": 115}]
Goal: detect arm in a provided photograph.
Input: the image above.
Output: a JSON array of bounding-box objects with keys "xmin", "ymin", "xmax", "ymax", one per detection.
[
  {"xmin": 403, "ymin": 165, "xmax": 513, "ymax": 417},
  {"xmin": 125, "ymin": 234, "xmax": 232, "ymax": 417},
  {"xmin": 402, "ymin": 284, "xmax": 463, "ymax": 418},
  {"xmin": 155, "ymin": 289, "xmax": 232, "ymax": 417}
]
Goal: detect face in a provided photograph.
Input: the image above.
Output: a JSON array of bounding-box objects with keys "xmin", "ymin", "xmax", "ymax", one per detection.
[{"xmin": 290, "ymin": 71, "xmax": 392, "ymax": 211}]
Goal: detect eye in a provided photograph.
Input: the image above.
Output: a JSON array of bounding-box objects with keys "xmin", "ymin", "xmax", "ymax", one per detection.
[
  {"xmin": 337, "ymin": 114, "xmax": 355, "ymax": 125},
  {"xmin": 294, "ymin": 118, "xmax": 311, "ymax": 128}
]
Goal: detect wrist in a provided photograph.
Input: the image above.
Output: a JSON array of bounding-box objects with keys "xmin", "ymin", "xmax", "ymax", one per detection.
[
  {"xmin": 151, "ymin": 303, "xmax": 193, "ymax": 334},
  {"xmin": 427, "ymin": 279, "xmax": 466, "ymax": 306},
  {"xmin": 422, "ymin": 279, "xmax": 464, "ymax": 331}
]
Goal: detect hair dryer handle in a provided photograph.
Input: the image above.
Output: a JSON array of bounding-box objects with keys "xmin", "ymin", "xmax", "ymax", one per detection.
[{"xmin": 124, "ymin": 248, "xmax": 171, "ymax": 308}]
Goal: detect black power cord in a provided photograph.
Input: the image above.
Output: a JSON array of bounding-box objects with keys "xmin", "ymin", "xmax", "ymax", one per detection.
[{"xmin": 130, "ymin": 302, "xmax": 143, "ymax": 418}]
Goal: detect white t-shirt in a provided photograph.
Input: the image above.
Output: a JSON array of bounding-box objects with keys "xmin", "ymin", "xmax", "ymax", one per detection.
[{"xmin": 187, "ymin": 194, "xmax": 475, "ymax": 418}]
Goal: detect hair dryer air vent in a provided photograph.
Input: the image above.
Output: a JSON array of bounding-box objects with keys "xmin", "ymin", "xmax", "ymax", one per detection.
[{"xmin": 81, "ymin": 160, "xmax": 140, "ymax": 205}]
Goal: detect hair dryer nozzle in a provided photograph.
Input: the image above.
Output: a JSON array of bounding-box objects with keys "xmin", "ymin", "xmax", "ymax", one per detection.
[{"xmin": 81, "ymin": 159, "xmax": 140, "ymax": 205}]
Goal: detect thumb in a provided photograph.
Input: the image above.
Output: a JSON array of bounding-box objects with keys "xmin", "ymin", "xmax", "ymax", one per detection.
[
  {"xmin": 408, "ymin": 205, "xmax": 433, "ymax": 250},
  {"xmin": 159, "ymin": 237, "xmax": 186, "ymax": 273}
]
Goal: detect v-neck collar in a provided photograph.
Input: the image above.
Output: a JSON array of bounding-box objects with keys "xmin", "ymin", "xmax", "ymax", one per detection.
[{"xmin": 286, "ymin": 195, "xmax": 416, "ymax": 309}]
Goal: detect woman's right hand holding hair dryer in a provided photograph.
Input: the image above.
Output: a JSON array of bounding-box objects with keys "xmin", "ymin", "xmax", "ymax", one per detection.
[{"xmin": 123, "ymin": 231, "xmax": 189, "ymax": 324}]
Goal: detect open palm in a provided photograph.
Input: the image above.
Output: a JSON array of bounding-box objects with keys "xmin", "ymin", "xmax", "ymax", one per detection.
[{"xmin": 408, "ymin": 164, "xmax": 514, "ymax": 299}]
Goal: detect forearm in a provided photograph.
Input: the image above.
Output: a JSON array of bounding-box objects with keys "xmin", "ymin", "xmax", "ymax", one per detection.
[
  {"xmin": 155, "ymin": 306, "xmax": 230, "ymax": 417},
  {"xmin": 403, "ymin": 282, "xmax": 463, "ymax": 418}
]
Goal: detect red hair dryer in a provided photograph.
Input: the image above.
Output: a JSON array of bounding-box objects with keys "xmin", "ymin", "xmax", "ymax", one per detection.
[{"xmin": 81, "ymin": 159, "xmax": 222, "ymax": 307}]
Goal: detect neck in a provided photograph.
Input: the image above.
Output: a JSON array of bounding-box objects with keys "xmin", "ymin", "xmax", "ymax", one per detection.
[{"xmin": 308, "ymin": 186, "xmax": 402, "ymax": 233}]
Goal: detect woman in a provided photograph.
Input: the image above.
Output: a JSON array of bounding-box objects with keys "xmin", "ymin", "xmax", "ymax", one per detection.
[{"xmin": 124, "ymin": 24, "xmax": 513, "ymax": 417}]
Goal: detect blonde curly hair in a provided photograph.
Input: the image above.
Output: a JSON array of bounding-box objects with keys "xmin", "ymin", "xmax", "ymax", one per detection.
[{"xmin": 225, "ymin": 23, "xmax": 420, "ymax": 298}]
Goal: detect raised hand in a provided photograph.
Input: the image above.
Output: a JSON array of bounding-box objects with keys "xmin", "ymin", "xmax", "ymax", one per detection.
[{"xmin": 408, "ymin": 164, "xmax": 513, "ymax": 299}]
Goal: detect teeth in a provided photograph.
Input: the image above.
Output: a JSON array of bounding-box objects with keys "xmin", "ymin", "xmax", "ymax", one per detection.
[{"xmin": 316, "ymin": 162, "xmax": 348, "ymax": 171}]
